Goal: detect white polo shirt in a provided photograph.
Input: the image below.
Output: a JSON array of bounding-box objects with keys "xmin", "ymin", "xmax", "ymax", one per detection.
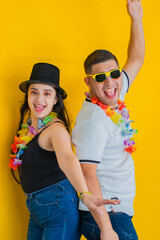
[{"xmin": 72, "ymin": 71, "xmax": 136, "ymax": 216}]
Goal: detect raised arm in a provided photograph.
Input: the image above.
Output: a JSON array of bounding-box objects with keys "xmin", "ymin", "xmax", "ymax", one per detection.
[{"xmin": 123, "ymin": 0, "xmax": 145, "ymax": 85}]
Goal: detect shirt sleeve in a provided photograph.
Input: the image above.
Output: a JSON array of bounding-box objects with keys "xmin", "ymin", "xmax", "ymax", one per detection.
[
  {"xmin": 72, "ymin": 118, "xmax": 110, "ymax": 164},
  {"xmin": 119, "ymin": 70, "xmax": 130, "ymax": 101}
]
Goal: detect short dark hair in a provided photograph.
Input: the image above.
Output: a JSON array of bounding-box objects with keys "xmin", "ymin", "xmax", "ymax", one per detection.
[{"xmin": 84, "ymin": 49, "xmax": 119, "ymax": 74}]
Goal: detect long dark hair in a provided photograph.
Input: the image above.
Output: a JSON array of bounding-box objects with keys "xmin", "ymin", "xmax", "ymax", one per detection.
[{"xmin": 11, "ymin": 85, "xmax": 72, "ymax": 183}]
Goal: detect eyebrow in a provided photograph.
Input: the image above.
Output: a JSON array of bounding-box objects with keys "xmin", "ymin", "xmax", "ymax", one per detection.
[{"xmin": 29, "ymin": 88, "xmax": 53, "ymax": 92}]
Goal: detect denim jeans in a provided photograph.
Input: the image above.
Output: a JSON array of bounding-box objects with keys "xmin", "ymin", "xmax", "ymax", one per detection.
[
  {"xmin": 25, "ymin": 179, "xmax": 80, "ymax": 240},
  {"xmin": 80, "ymin": 211, "xmax": 138, "ymax": 240}
]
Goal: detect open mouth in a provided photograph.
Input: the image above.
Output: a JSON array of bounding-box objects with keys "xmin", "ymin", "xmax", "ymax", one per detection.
[
  {"xmin": 34, "ymin": 104, "xmax": 45, "ymax": 113},
  {"xmin": 104, "ymin": 88, "xmax": 116, "ymax": 99}
]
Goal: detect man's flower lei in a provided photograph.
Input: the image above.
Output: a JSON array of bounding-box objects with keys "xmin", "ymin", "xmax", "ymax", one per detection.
[{"xmin": 91, "ymin": 97, "xmax": 138, "ymax": 154}]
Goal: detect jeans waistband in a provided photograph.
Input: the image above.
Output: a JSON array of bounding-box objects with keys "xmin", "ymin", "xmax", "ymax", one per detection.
[{"xmin": 24, "ymin": 179, "xmax": 71, "ymax": 199}]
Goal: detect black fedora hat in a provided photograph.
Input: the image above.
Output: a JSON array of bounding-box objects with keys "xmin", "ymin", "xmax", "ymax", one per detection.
[{"xmin": 19, "ymin": 62, "xmax": 67, "ymax": 99}]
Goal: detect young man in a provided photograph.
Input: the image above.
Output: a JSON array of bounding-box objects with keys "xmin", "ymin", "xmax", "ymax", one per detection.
[{"xmin": 72, "ymin": 0, "xmax": 145, "ymax": 239}]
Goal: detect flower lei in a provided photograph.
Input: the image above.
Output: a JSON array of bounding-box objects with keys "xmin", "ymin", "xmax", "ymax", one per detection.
[
  {"xmin": 9, "ymin": 112, "xmax": 57, "ymax": 170},
  {"xmin": 91, "ymin": 97, "xmax": 138, "ymax": 154}
]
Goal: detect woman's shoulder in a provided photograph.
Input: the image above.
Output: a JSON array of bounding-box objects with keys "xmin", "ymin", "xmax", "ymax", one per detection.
[
  {"xmin": 46, "ymin": 118, "xmax": 67, "ymax": 134},
  {"xmin": 45, "ymin": 118, "xmax": 71, "ymax": 146},
  {"xmin": 39, "ymin": 118, "xmax": 68, "ymax": 143}
]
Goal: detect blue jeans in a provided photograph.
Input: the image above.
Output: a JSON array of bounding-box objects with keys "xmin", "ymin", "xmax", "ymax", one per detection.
[
  {"xmin": 25, "ymin": 179, "xmax": 80, "ymax": 240},
  {"xmin": 80, "ymin": 211, "xmax": 138, "ymax": 240}
]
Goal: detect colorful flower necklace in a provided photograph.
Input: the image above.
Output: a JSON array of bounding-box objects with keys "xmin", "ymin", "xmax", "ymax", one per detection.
[
  {"xmin": 91, "ymin": 97, "xmax": 138, "ymax": 154},
  {"xmin": 9, "ymin": 112, "xmax": 57, "ymax": 170}
]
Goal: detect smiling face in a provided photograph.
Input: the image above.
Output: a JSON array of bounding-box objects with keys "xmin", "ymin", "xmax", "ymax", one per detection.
[
  {"xmin": 85, "ymin": 60, "xmax": 123, "ymax": 108},
  {"xmin": 28, "ymin": 83, "xmax": 57, "ymax": 124}
]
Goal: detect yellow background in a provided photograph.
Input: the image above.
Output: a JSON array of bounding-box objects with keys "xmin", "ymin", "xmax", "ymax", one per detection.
[{"xmin": 0, "ymin": 0, "xmax": 159, "ymax": 239}]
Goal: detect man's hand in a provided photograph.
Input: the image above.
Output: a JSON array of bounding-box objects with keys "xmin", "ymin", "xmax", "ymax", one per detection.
[
  {"xmin": 127, "ymin": 0, "xmax": 143, "ymax": 20},
  {"xmin": 124, "ymin": 0, "xmax": 145, "ymax": 85}
]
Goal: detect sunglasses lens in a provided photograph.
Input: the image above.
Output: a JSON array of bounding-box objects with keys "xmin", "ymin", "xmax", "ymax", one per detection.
[
  {"xmin": 95, "ymin": 74, "xmax": 106, "ymax": 83},
  {"xmin": 110, "ymin": 70, "xmax": 121, "ymax": 79}
]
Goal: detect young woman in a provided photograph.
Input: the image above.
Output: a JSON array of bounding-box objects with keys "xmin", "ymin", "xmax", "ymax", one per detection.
[{"xmin": 9, "ymin": 62, "xmax": 119, "ymax": 240}]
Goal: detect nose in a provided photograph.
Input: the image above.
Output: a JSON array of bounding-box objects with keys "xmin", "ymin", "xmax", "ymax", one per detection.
[
  {"xmin": 36, "ymin": 93, "xmax": 43, "ymax": 101},
  {"xmin": 104, "ymin": 75, "xmax": 113, "ymax": 85}
]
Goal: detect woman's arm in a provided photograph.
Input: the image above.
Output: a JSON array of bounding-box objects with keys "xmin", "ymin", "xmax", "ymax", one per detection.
[{"xmin": 49, "ymin": 122, "xmax": 120, "ymax": 213}]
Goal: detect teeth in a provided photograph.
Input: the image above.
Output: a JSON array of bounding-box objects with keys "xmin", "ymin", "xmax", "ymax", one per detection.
[
  {"xmin": 35, "ymin": 104, "xmax": 44, "ymax": 107},
  {"xmin": 34, "ymin": 104, "xmax": 45, "ymax": 109},
  {"xmin": 105, "ymin": 88, "xmax": 115, "ymax": 92}
]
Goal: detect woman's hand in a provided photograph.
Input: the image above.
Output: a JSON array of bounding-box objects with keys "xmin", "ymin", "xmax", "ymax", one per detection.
[{"xmin": 80, "ymin": 192, "xmax": 120, "ymax": 215}]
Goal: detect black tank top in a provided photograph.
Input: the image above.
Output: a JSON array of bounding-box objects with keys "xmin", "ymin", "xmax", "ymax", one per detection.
[{"xmin": 20, "ymin": 123, "xmax": 67, "ymax": 193}]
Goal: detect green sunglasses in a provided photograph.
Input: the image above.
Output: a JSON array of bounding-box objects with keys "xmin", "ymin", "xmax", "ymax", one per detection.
[{"xmin": 87, "ymin": 68, "xmax": 122, "ymax": 83}]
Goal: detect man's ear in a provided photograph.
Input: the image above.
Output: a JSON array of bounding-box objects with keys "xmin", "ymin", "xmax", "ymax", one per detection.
[{"xmin": 84, "ymin": 77, "xmax": 91, "ymax": 87}]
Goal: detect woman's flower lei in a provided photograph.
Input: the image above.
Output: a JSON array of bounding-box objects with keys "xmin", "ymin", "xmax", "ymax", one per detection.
[{"xmin": 9, "ymin": 112, "xmax": 57, "ymax": 170}]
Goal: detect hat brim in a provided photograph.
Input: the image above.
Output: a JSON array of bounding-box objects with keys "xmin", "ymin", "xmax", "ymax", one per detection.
[{"xmin": 19, "ymin": 80, "xmax": 67, "ymax": 99}]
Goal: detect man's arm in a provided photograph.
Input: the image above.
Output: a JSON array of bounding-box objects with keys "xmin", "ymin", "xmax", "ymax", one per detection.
[
  {"xmin": 123, "ymin": 0, "xmax": 145, "ymax": 85},
  {"xmin": 81, "ymin": 163, "xmax": 119, "ymax": 240}
]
